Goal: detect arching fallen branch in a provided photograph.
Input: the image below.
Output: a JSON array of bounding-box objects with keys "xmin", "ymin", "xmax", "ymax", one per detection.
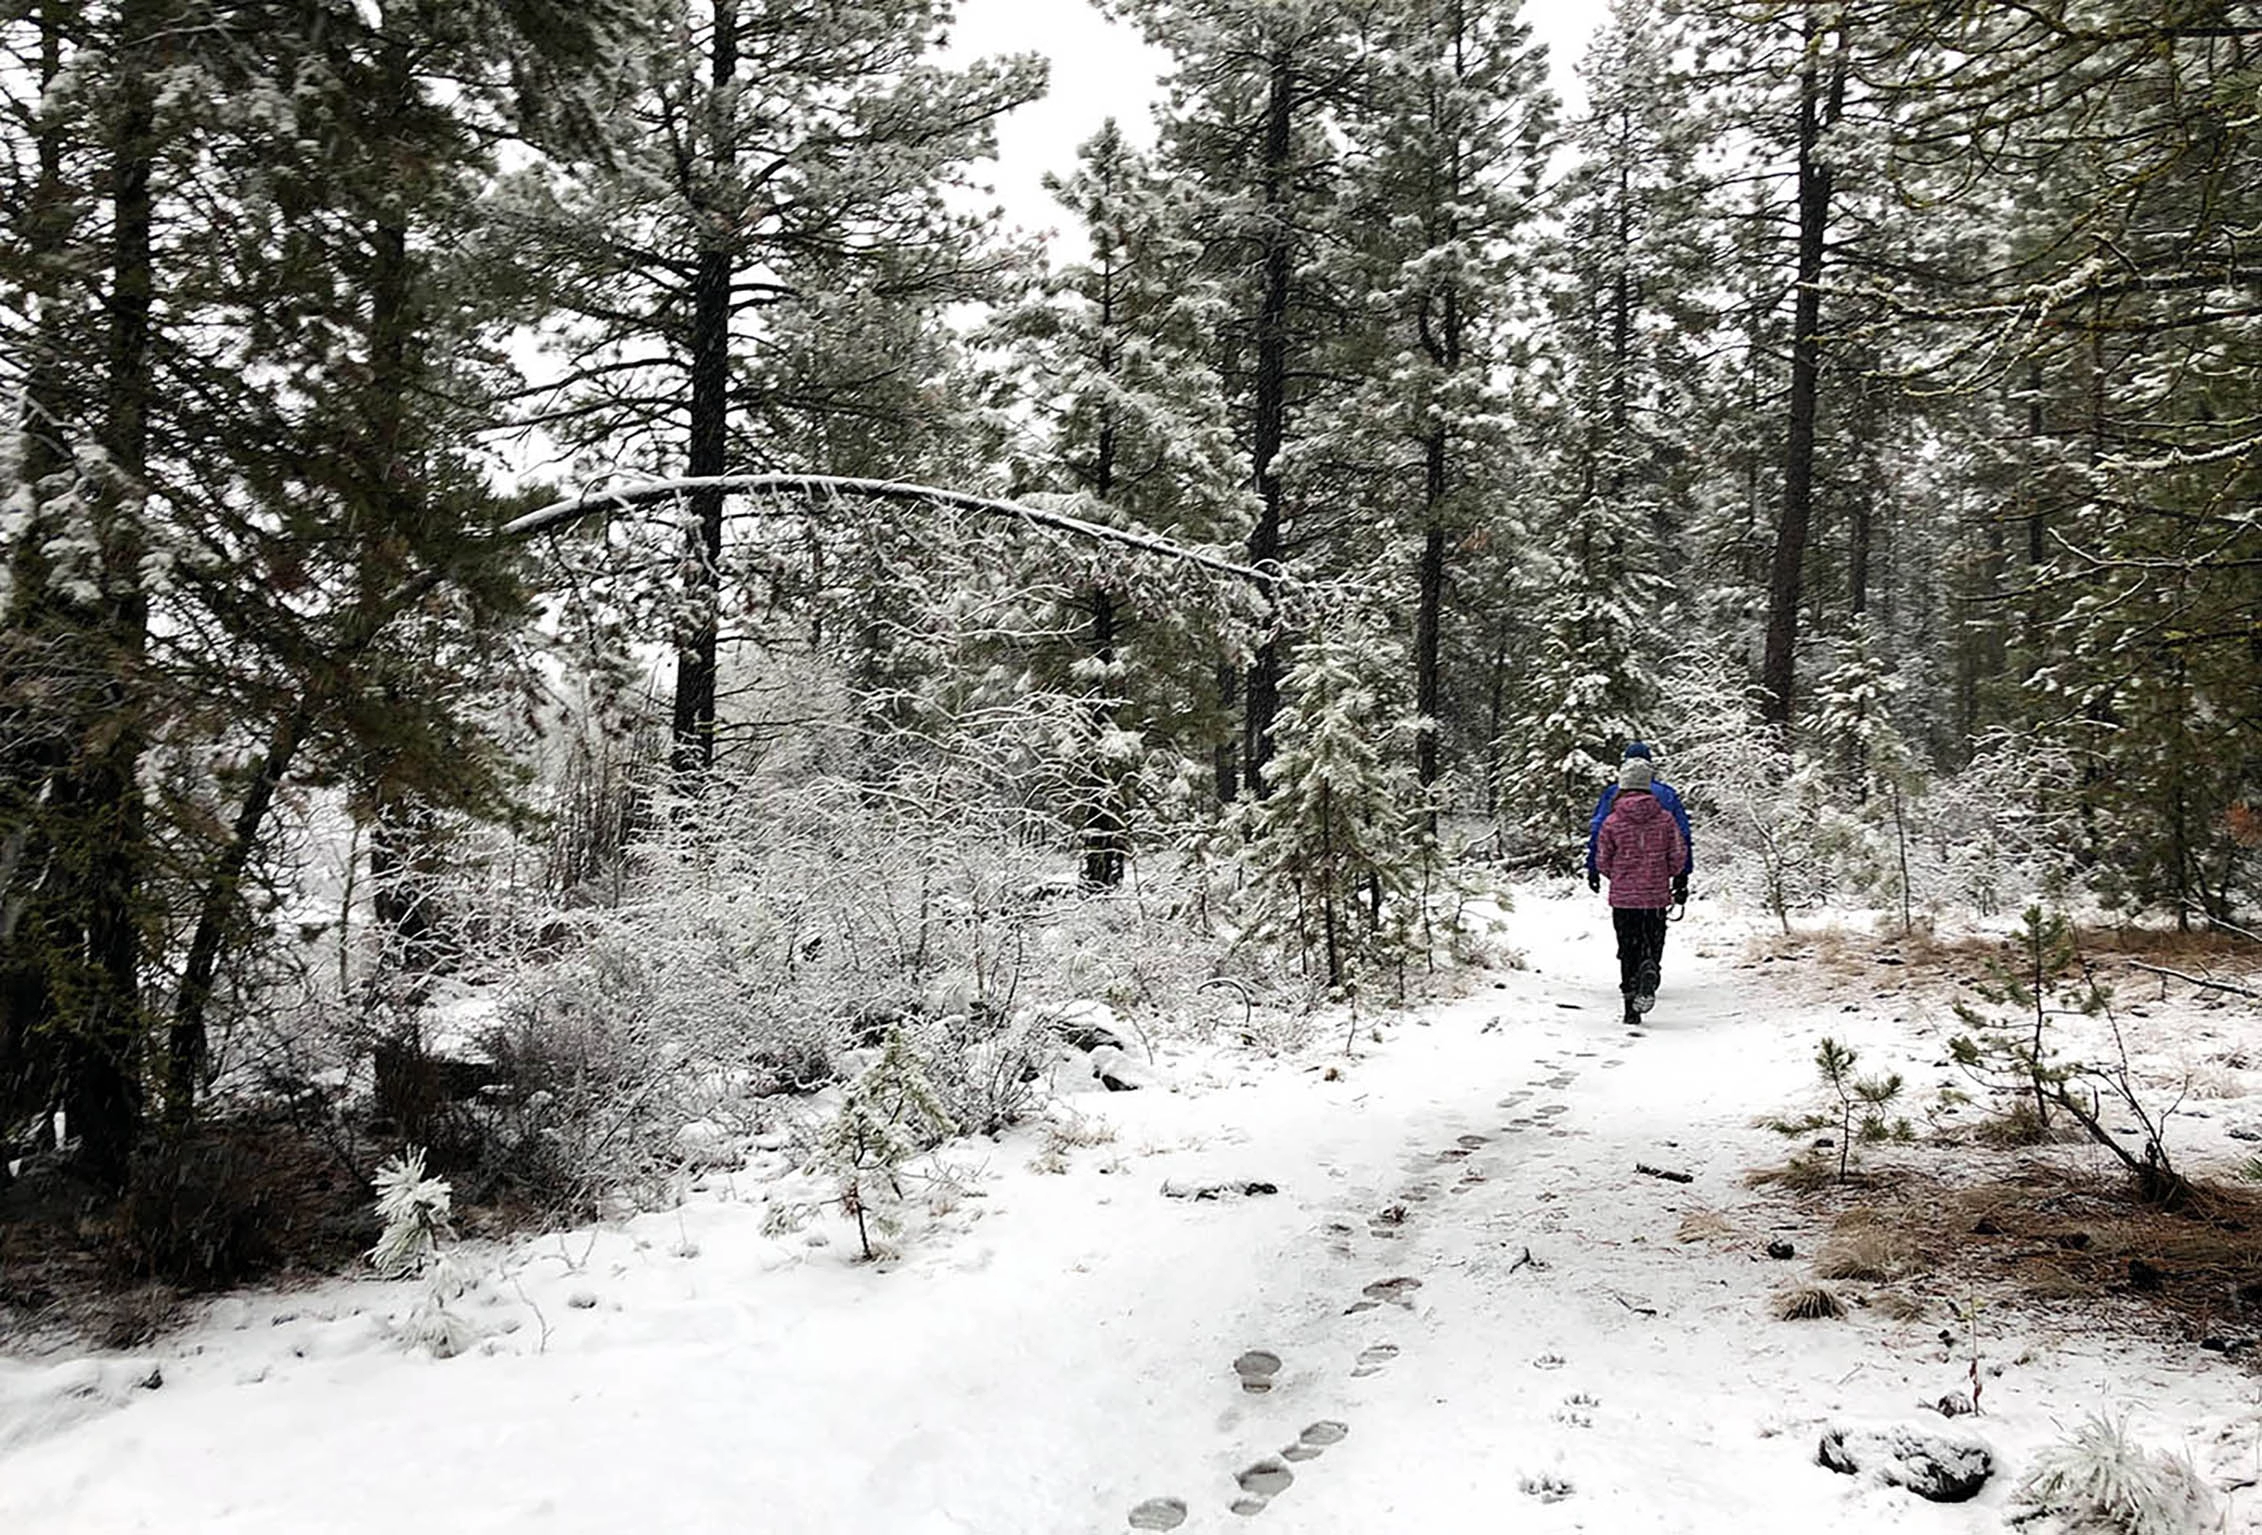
[{"xmin": 504, "ymin": 473, "xmax": 1288, "ymax": 588}]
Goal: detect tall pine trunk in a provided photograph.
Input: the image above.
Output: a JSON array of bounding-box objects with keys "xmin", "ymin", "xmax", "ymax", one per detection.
[
  {"xmin": 1760, "ymin": 12, "xmax": 1842, "ymax": 729},
  {"xmin": 1081, "ymin": 407, "xmax": 1127, "ymax": 888},
  {"xmin": 1243, "ymin": 45, "xmax": 1293, "ymax": 798},
  {"xmin": 672, "ymin": 0, "xmax": 738, "ymax": 777},
  {"xmin": 62, "ymin": 0, "xmax": 166, "ymax": 1182},
  {"xmin": 0, "ymin": 0, "xmax": 88, "ymax": 1166}
]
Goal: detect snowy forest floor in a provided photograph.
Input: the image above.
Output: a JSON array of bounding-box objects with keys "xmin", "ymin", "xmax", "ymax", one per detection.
[{"xmin": 6, "ymin": 888, "xmax": 2262, "ymax": 1533}]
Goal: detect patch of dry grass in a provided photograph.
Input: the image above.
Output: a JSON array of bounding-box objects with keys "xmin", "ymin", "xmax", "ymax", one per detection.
[
  {"xmin": 1816, "ymin": 1222, "xmax": 1916, "ymax": 1283},
  {"xmin": 1869, "ymin": 1289, "xmax": 1928, "ymax": 1322},
  {"xmin": 1747, "ymin": 1154, "xmax": 1841, "ymax": 1195},
  {"xmin": 1758, "ymin": 1159, "xmax": 2262, "ymax": 1334},
  {"xmin": 1774, "ymin": 1284, "xmax": 1847, "ymax": 1320},
  {"xmin": 1676, "ymin": 1209, "xmax": 1737, "ymax": 1244}
]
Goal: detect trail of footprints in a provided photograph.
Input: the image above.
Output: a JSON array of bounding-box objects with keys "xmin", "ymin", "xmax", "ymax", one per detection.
[{"xmin": 1130, "ymin": 1029, "xmax": 1638, "ymax": 1524}]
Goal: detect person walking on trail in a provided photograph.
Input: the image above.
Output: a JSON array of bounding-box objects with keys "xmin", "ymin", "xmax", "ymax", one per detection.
[
  {"xmin": 1594, "ymin": 756, "xmax": 1688, "ymax": 1026},
  {"xmin": 1586, "ymin": 740, "xmax": 1692, "ymax": 896}
]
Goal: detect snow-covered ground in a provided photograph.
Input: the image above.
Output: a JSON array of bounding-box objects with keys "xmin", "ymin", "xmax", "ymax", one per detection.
[{"xmin": 4, "ymin": 890, "xmax": 2258, "ymax": 1533}]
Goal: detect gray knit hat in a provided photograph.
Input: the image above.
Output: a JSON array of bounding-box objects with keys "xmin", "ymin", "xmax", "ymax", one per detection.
[{"xmin": 1618, "ymin": 757, "xmax": 1654, "ymax": 793}]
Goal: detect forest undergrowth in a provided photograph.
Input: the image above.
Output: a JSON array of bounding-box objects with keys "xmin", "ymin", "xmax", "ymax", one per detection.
[{"xmin": 1738, "ymin": 918, "xmax": 2262, "ymax": 1356}]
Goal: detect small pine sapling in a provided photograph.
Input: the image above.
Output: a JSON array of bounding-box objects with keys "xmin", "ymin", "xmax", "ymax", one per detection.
[
  {"xmin": 1952, "ymin": 909, "xmax": 2191, "ymax": 1204},
  {"xmin": 369, "ymin": 1146, "xmax": 451, "ymax": 1279},
  {"xmin": 2011, "ymin": 1413, "xmax": 2217, "ymax": 1535},
  {"xmin": 819, "ymin": 1026, "xmax": 957, "ymax": 1261},
  {"xmin": 1949, "ymin": 905, "xmax": 2082, "ymax": 1135},
  {"xmin": 1768, "ymin": 1038, "xmax": 1909, "ymax": 1183},
  {"xmin": 368, "ymin": 1147, "xmax": 478, "ymax": 1357}
]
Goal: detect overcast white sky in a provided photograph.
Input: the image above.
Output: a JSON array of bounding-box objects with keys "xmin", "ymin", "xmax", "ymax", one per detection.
[{"xmin": 944, "ymin": 0, "xmax": 1603, "ymax": 247}]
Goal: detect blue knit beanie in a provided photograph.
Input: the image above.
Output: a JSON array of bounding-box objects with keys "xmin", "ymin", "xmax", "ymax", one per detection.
[{"xmin": 1623, "ymin": 741, "xmax": 1653, "ymax": 761}]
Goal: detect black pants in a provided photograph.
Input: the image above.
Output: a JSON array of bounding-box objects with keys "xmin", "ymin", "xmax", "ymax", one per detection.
[{"xmin": 1612, "ymin": 908, "xmax": 1668, "ymax": 996}]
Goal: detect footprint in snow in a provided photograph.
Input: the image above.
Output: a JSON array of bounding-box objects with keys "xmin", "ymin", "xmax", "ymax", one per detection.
[
  {"xmin": 1280, "ymin": 1419, "xmax": 1349, "ymax": 1462},
  {"xmin": 1128, "ymin": 1497, "xmax": 1188, "ymax": 1530},
  {"xmin": 1234, "ymin": 1349, "xmax": 1283, "ymax": 1394},
  {"xmin": 1350, "ymin": 1342, "xmax": 1399, "ymax": 1378},
  {"xmin": 1230, "ymin": 1458, "xmax": 1295, "ymax": 1516},
  {"xmin": 1532, "ymin": 1104, "xmax": 1567, "ymax": 1117},
  {"xmin": 1344, "ymin": 1274, "xmax": 1422, "ymax": 1314},
  {"xmin": 1457, "ymin": 1133, "xmax": 1489, "ymax": 1149}
]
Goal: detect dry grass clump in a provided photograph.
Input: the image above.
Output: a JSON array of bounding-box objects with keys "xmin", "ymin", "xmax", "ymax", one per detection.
[
  {"xmin": 1869, "ymin": 1289, "xmax": 1928, "ymax": 1322},
  {"xmin": 1747, "ymin": 1153, "xmax": 1841, "ymax": 1194},
  {"xmin": 2184, "ymin": 1064, "xmax": 2253, "ymax": 1101},
  {"xmin": 1042, "ymin": 1110, "xmax": 1117, "ymax": 1153},
  {"xmin": 1815, "ymin": 1224, "xmax": 1914, "ymax": 1283},
  {"xmin": 1965, "ymin": 1096, "xmax": 2097, "ymax": 1149},
  {"xmin": 1676, "ymin": 1209, "xmax": 1737, "ymax": 1244},
  {"xmin": 1774, "ymin": 1283, "xmax": 1847, "ymax": 1321}
]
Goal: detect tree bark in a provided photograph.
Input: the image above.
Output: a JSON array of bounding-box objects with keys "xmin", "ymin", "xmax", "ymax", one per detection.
[
  {"xmin": 672, "ymin": 0, "xmax": 739, "ymax": 777},
  {"xmin": 63, "ymin": 0, "xmax": 166, "ymax": 1183},
  {"xmin": 1243, "ymin": 45, "xmax": 1294, "ymax": 798},
  {"xmin": 1760, "ymin": 12, "xmax": 1842, "ymax": 730}
]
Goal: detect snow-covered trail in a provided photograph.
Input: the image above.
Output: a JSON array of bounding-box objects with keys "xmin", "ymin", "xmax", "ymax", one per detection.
[{"xmin": 2, "ymin": 892, "xmax": 2255, "ymax": 1533}]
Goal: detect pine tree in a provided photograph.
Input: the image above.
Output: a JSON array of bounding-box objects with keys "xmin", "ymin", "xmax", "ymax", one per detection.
[
  {"xmin": 989, "ymin": 120, "xmax": 1249, "ymax": 884},
  {"xmin": 503, "ymin": 0, "xmax": 1046, "ymax": 774},
  {"xmin": 1236, "ymin": 620, "xmax": 1432, "ymax": 992},
  {"xmin": 0, "ymin": 0, "xmax": 630, "ymax": 1177},
  {"xmin": 820, "ymin": 1025, "xmax": 956, "ymax": 1261},
  {"xmin": 1320, "ymin": 0, "xmax": 1555, "ymax": 814},
  {"xmin": 1104, "ymin": 0, "xmax": 1372, "ymax": 797}
]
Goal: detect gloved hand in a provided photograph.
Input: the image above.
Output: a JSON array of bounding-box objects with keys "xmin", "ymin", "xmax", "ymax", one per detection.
[
  {"xmin": 1587, "ymin": 871, "xmax": 1601, "ymax": 894},
  {"xmin": 1671, "ymin": 873, "xmax": 1689, "ymax": 904}
]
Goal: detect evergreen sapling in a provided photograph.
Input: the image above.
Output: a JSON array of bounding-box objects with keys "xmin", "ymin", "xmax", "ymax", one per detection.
[
  {"xmin": 1768, "ymin": 1037, "xmax": 1909, "ymax": 1183},
  {"xmin": 368, "ymin": 1147, "xmax": 479, "ymax": 1358},
  {"xmin": 819, "ymin": 1026, "xmax": 956, "ymax": 1261}
]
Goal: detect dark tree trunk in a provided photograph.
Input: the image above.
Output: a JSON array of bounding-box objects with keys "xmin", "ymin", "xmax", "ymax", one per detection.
[
  {"xmin": 1243, "ymin": 45, "xmax": 1294, "ymax": 798},
  {"xmin": 672, "ymin": 0, "xmax": 738, "ymax": 777},
  {"xmin": 1760, "ymin": 14, "xmax": 1842, "ymax": 730},
  {"xmin": 1414, "ymin": 509, "xmax": 1447, "ymax": 802},
  {"xmin": 1214, "ymin": 663, "xmax": 1241, "ymax": 803},
  {"xmin": 63, "ymin": 0, "xmax": 166, "ymax": 1183},
  {"xmin": 0, "ymin": 0, "xmax": 86, "ymax": 1155},
  {"xmin": 1080, "ymin": 406, "xmax": 1127, "ymax": 888},
  {"xmin": 169, "ymin": 711, "xmax": 306, "ymax": 1116}
]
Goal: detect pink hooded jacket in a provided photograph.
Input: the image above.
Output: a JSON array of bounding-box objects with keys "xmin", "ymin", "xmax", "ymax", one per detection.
[{"xmin": 1597, "ymin": 790, "xmax": 1687, "ymax": 910}]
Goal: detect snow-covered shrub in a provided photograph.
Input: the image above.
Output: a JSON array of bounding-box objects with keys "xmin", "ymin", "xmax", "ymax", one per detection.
[
  {"xmin": 1658, "ymin": 652, "xmax": 2086, "ymax": 927},
  {"xmin": 368, "ymin": 1146, "xmax": 451, "ymax": 1279},
  {"xmin": 921, "ymin": 1006, "xmax": 1051, "ymax": 1139},
  {"xmin": 369, "ymin": 1148, "xmax": 479, "ymax": 1358},
  {"xmin": 2011, "ymin": 1414, "xmax": 2217, "ymax": 1535},
  {"xmin": 818, "ymin": 1026, "xmax": 957, "ymax": 1260}
]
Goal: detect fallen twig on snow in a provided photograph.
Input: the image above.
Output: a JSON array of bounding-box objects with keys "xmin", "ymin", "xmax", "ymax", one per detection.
[
  {"xmin": 2126, "ymin": 960, "xmax": 2259, "ymax": 1000},
  {"xmin": 1636, "ymin": 1162, "xmax": 1694, "ymax": 1184}
]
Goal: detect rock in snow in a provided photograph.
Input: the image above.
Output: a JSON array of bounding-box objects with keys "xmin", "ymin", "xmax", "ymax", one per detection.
[{"xmin": 1817, "ymin": 1420, "xmax": 1994, "ymax": 1502}]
